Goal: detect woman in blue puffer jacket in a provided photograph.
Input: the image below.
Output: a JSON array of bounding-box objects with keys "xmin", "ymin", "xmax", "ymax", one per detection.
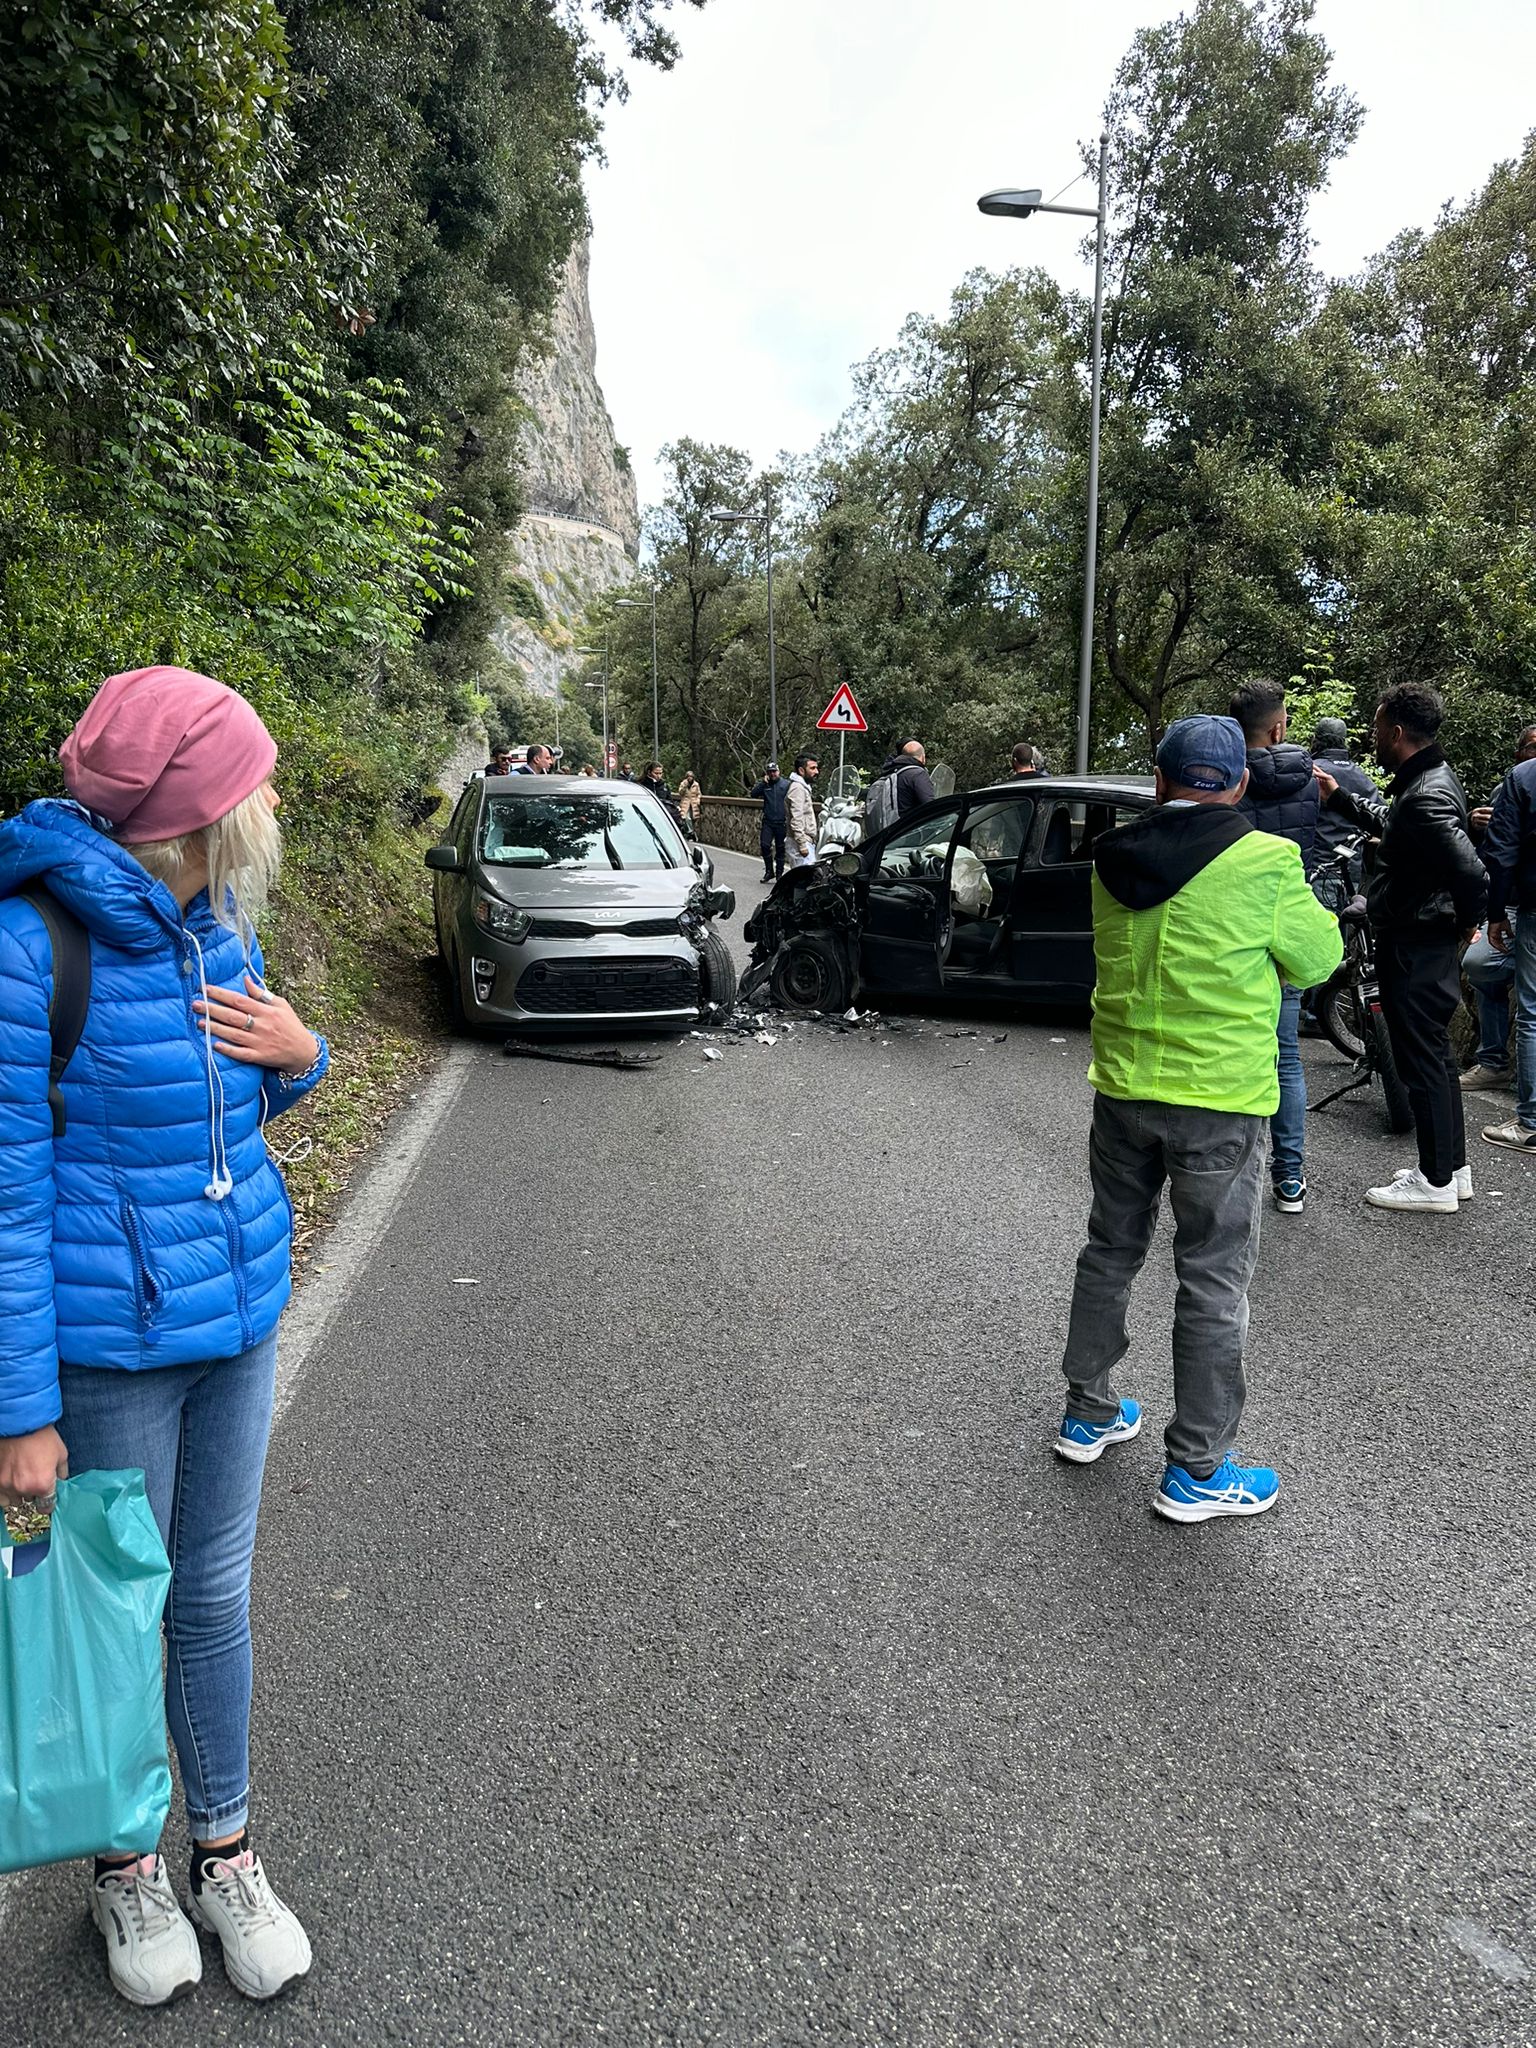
[{"xmin": 0, "ymin": 666, "xmax": 327, "ymax": 2007}]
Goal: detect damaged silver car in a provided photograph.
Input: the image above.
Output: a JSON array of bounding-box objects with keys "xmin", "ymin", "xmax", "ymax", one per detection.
[{"xmin": 427, "ymin": 776, "xmax": 737, "ymax": 1030}]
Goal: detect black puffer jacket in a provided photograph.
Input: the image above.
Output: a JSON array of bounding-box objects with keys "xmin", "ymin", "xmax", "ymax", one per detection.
[
  {"xmin": 1237, "ymin": 742, "xmax": 1320, "ymax": 870},
  {"xmin": 1311, "ymin": 746, "xmax": 1379, "ymax": 858},
  {"xmin": 1481, "ymin": 756, "xmax": 1536, "ymax": 917},
  {"xmin": 1327, "ymin": 745, "xmax": 1487, "ymax": 935}
]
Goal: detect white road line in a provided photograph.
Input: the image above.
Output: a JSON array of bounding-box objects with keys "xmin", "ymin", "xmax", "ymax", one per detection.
[{"xmin": 273, "ymin": 1038, "xmax": 479, "ymax": 1423}]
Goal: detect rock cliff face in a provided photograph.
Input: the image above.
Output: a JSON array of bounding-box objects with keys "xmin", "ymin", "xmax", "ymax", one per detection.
[{"xmin": 492, "ymin": 240, "xmax": 640, "ymax": 699}]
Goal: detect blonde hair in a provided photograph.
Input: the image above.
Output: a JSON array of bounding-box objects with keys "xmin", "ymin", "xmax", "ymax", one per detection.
[{"xmin": 124, "ymin": 783, "xmax": 282, "ymax": 943}]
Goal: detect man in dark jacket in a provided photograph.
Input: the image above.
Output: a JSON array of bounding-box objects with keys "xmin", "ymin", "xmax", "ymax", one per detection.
[
  {"xmin": 881, "ymin": 741, "xmax": 937, "ymax": 817},
  {"xmin": 1230, "ymin": 680, "xmax": 1319, "ymax": 1214},
  {"xmin": 1309, "ymin": 718, "xmax": 1378, "ymax": 857},
  {"xmin": 1476, "ymin": 742, "xmax": 1536, "ymax": 1152},
  {"xmin": 749, "ymin": 762, "xmax": 788, "ymax": 881},
  {"xmin": 1460, "ymin": 722, "xmax": 1536, "ymax": 1090},
  {"xmin": 1316, "ymin": 681, "xmax": 1488, "ymax": 1211}
]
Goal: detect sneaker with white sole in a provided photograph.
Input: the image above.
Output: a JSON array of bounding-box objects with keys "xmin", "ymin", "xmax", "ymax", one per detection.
[
  {"xmin": 1154, "ymin": 1457, "xmax": 1280, "ymax": 1524},
  {"xmin": 1272, "ymin": 1176, "xmax": 1306, "ymax": 1214},
  {"xmin": 1054, "ymin": 1396, "xmax": 1142, "ymax": 1464},
  {"xmin": 90, "ymin": 1854, "xmax": 203, "ymax": 2008},
  {"xmin": 1455, "ymin": 1164, "xmax": 1474, "ymax": 1201},
  {"xmin": 1459, "ymin": 1063, "xmax": 1512, "ymax": 1092},
  {"xmin": 1364, "ymin": 1166, "xmax": 1458, "ymax": 1212},
  {"xmin": 188, "ymin": 1849, "xmax": 312, "ymax": 2001},
  {"xmin": 1482, "ymin": 1118, "xmax": 1536, "ymax": 1152}
]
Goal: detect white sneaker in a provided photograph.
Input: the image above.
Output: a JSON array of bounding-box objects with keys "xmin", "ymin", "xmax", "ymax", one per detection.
[
  {"xmin": 1455, "ymin": 1164, "xmax": 1475, "ymax": 1201},
  {"xmin": 90, "ymin": 1854, "xmax": 203, "ymax": 2007},
  {"xmin": 1364, "ymin": 1166, "xmax": 1458, "ymax": 1212},
  {"xmin": 188, "ymin": 1848, "xmax": 312, "ymax": 2000}
]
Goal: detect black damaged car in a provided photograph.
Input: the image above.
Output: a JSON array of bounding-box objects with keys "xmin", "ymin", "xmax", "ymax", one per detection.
[{"xmin": 742, "ymin": 776, "xmax": 1155, "ymax": 1012}]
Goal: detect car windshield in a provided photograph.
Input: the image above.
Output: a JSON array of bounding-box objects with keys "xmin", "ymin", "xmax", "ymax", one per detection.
[{"xmin": 479, "ymin": 793, "xmax": 682, "ymax": 870}]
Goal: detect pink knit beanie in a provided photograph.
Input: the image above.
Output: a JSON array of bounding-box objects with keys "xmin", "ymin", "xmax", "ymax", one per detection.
[{"xmin": 59, "ymin": 666, "xmax": 278, "ymax": 843}]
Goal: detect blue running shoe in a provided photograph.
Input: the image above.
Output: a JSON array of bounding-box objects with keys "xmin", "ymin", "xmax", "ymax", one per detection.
[
  {"xmin": 1154, "ymin": 1457, "xmax": 1280, "ymax": 1524},
  {"xmin": 1273, "ymin": 1177, "xmax": 1306, "ymax": 1214},
  {"xmin": 1055, "ymin": 1398, "xmax": 1142, "ymax": 1465}
]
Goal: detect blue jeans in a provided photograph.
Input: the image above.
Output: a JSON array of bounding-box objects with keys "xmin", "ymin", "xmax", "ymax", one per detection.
[
  {"xmin": 57, "ymin": 1333, "xmax": 278, "ymax": 1842},
  {"xmin": 1463, "ymin": 921, "xmax": 1516, "ymax": 1069},
  {"xmin": 1270, "ymin": 985, "xmax": 1305, "ymax": 1184},
  {"xmin": 1514, "ymin": 912, "xmax": 1536, "ymax": 1130}
]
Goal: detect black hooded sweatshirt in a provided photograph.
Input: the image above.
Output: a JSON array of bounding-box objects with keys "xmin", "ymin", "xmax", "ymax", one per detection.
[{"xmin": 1094, "ymin": 804, "xmax": 1254, "ymax": 911}]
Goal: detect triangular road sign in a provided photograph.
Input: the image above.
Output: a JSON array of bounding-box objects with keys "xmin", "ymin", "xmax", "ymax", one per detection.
[{"xmin": 816, "ymin": 683, "xmax": 867, "ymax": 733}]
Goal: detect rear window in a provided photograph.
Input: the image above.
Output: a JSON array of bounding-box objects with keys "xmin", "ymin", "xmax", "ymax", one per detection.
[{"xmin": 478, "ymin": 793, "xmax": 682, "ymax": 870}]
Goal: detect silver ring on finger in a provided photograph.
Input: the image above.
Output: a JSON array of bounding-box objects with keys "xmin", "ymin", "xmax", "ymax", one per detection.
[{"xmin": 243, "ymin": 1012, "xmax": 256, "ymax": 1032}]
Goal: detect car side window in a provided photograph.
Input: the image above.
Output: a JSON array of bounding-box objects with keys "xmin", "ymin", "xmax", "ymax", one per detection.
[
  {"xmin": 962, "ymin": 800, "xmax": 1031, "ymax": 863},
  {"xmin": 451, "ymin": 788, "xmax": 479, "ymax": 860},
  {"xmin": 873, "ymin": 802, "xmax": 963, "ymax": 879},
  {"xmin": 1035, "ymin": 801, "xmax": 1141, "ymax": 866}
]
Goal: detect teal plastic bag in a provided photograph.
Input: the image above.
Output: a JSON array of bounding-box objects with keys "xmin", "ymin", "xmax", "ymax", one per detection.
[{"xmin": 0, "ymin": 1469, "xmax": 172, "ymax": 1873}]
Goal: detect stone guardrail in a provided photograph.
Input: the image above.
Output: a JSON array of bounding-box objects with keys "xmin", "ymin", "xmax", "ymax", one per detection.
[{"xmin": 696, "ymin": 795, "xmax": 767, "ymax": 858}]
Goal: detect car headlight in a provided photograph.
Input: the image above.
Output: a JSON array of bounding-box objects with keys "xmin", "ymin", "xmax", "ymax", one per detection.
[{"xmin": 472, "ymin": 894, "xmax": 532, "ymax": 942}]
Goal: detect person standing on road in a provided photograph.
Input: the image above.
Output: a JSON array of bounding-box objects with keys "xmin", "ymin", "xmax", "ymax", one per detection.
[
  {"xmin": 676, "ymin": 770, "xmax": 702, "ymax": 836},
  {"xmin": 1230, "ymin": 679, "xmax": 1320, "ymax": 1216},
  {"xmin": 1314, "ymin": 682, "xmax": 1488, "ymax": 1212},
  {"xmin": 1308, "ymin": 718, "xmax": 1378, "ymax": 857},
  {"xmin": 0, "ymin": 666, "xmax": 325, "ymax": 2006},
  {"xmin": 750, "ymin": 762, "xmax": 788, "ymax": 881},
  {"xmin": 1459, "ymin": 722, "xmax": 1536, "ymax": 1092},
  {"xmin": 486, "ymin": 745, "xmax": 515, "ymax": 775},
  {"xmin": 786, "ymin": 753, "xmax": 820, "ymax": 867},
  {"xmin": 1476, "ymin": 735, "xmax": 1536, "ymax": 1154},
  {"xmin": 1054, "ymin": 715, "xmax": 1341, "ymax": 1524}
]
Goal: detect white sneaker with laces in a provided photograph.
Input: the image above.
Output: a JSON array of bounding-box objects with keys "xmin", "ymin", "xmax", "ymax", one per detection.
[
  {"xmin": 188, "ymin": 1848, "xmax": 312, "ymax": 2000},
  {"xmin": 1455, "ymin": 1164, "xmax": 1474, "ymax": 1201},
  {"xmin": 90, "ymin": 1854, "xmax": 203, "ymax": 2007},
  {"xmin": 1364, "ymin": 1166, "xmax": 1458, "ymax": 1212}
]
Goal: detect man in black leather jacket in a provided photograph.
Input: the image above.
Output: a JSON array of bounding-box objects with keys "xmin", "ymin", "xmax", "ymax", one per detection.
[{"xmin": 1315, "ymin": 681, "xmax": 1487, "ymax": 1212}]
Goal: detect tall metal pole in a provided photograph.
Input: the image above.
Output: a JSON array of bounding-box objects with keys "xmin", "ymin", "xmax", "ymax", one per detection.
[
  {"xmin": 1075, "ymin": 133, "xmax": 1108, "ymax": 778},
  {"xmin": 764, "ymin": 491, "xmax": 778, "ymax": 765},
  {"xmin": 649, "ymin": 585, "xmax": 660, "ymax": 762},
  {"xmin": 603, "ymin": 621, "xmax": 611, "ymax": 769}
]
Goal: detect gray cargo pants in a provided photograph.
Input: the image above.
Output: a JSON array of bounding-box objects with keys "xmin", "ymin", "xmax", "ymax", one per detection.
[{"xmin": 1060, "ymin": 1094, "xmax": 1267, "ymax": 1478}]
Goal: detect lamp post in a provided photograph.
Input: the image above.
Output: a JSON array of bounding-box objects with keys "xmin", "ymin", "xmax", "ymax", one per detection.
[
  {"xmin": 709, "ymin": 491, "xmax": 777, "ymax": 764},
  {"xmin": 979, "ymin": 131, "xmax": 1108, "ymax": 777},
  {"xmin": 615, "ymin": 585, "xmax": 660, "ymax": 762}
]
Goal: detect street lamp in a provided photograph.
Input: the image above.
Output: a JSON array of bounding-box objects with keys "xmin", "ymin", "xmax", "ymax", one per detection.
[
  {"xmin": 615, "ymin": 585, "xmax": 660, "ymax": 762},
  {"xmin": 709, "ymin": 492, "xmax": 777, "ymax": 764},
  {"xmin": 979, "ymin": 131, "xmax": 1108, "ymax": 777}
]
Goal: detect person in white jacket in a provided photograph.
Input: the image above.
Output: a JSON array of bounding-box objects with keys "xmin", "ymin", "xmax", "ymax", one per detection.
[{"xmin": 786, "ymin": 753, "xmax": 820, "ymax": 865}]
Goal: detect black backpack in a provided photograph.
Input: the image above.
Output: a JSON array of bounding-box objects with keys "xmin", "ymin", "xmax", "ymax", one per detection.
[{"xmin": 15, "ymin": 882, "xmax": 92, "ymax": 1137}]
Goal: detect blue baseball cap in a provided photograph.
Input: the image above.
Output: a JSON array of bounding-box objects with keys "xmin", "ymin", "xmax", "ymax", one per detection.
[{"xmin": 1155, "ymin": 714, "xmax": 1248, "ymax": 794}]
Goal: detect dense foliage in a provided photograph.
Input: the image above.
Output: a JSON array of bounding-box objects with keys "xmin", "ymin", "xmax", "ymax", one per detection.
[
  {"xmin": 0, "ymin": 0, "xmax": 701, "ymax": 854},
  {"xmin": 592, "ymin": 0, "xmax": 1535, "ymax": 801}
]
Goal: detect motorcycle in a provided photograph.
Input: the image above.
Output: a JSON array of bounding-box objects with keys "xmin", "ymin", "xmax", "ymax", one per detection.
[{"xmin": 1308, "ymin": 830, "xmax": 1415, "ymax": 1135}]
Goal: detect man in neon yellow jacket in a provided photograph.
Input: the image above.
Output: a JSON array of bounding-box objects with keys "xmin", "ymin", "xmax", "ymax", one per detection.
[{"xmin": 1053, "ymin": 715, "xmax": 1343, "ymax": 1525}]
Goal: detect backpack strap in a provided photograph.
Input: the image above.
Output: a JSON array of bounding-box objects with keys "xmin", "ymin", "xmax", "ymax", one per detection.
[{"xmin": 15, "ymin": 882, "xmax": 92, "ymax": 1138}]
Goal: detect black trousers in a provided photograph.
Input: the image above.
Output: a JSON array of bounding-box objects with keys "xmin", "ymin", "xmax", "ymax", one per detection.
[
  {"xmin": 760, "ymin": 822, "xmax": 785, "ymax": 877},
  {"xmin": 1377, "ymin": 932, "xmax": 1466, "ymax": 1185}
]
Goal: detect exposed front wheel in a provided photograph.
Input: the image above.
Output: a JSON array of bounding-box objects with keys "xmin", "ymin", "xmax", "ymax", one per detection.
[
  {"xmin": 698, "ymin": 927, "xmax": 738, "ymax": 1018},
  {"xmin": 769, "ymin": 934, "xmax": 851, "ymax": 1014}
]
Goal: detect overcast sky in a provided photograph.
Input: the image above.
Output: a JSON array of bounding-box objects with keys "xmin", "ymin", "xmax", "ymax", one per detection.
[{"xmin": 585, "ymin": 0, "xmax": 1535, "ymax": 512}]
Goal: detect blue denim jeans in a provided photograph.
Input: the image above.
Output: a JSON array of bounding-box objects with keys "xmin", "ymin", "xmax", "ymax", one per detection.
[
  {"xmin": 57, "ymin": 1333, "xmax": 278, "ymax": 1842},
  {"xmin": 1514, "ymin": 911, "xmax": 1536, "ymax": 1130},
  {"xmin": 1463, "ymin": 921, "xmax": 1516, "ymax": 1069},
  {"xmin": 1270, "ymin": 985, "xmax": 1305, "ymax": 1185}
]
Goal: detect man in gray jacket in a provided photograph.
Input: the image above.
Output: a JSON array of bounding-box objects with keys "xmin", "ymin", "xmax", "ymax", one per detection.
[{"xmin": 786, "ymin": 753, "xmax": 820, "ymax": 866}]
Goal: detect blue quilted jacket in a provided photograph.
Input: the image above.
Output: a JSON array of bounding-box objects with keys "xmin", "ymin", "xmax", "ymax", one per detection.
[{"xmin": 0, "ymin": 800, "xmax": 328, "ymax": 1437}]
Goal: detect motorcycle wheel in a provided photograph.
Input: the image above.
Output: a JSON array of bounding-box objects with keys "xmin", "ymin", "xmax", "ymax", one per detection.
[
  {"xmin": 1368, "ymin": 1008, "xmax": 1415, "ymax": 1134},
  {"xmin": 1318, "ymin": 965, "xmax": 1366, "ymax": 1062},
  {"xmin": 770, "ymin": 934, "xmax": 851, "ymax": 1014},
  {"xmin": 698, "ymin": 927, "xmax": 738, "ymax": 1018}
]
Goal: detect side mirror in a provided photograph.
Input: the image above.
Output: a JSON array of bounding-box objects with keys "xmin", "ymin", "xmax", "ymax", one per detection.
[
  {"xmin": 691, "ymin": 843, "xmax": 707, "ymax": 869},
  {"xmin": 425, "ymin": 844, "xmax": 464, "ymax": 873}
]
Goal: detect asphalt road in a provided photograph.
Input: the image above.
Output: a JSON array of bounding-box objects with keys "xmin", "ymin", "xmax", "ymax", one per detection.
[{"xmin": 5, "ymin": 843, "xmax": 1534, "ymax": 2046}]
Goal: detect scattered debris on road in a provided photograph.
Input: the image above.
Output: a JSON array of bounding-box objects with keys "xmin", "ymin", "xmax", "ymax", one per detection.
[{"xmin": 503, "ymin": 1040, "xmax": 662, "ymax": 1073}]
